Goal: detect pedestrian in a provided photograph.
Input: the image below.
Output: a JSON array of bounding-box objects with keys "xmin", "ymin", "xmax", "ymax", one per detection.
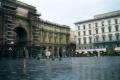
[
  {"xmin": 45, "ymin": 50, "xmax": 51, "ymax": 59},
  {"xmin": 59, "ymin": 52, "xmax": 62, "ymax": 60}
]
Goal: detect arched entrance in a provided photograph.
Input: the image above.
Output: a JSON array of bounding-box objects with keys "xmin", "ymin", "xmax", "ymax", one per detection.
[{"xmin": 14, "ymin": 27, "xmax": 28, "ymax": 58}]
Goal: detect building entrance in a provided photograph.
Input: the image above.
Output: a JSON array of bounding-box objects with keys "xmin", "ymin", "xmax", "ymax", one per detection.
[{"xmin": 14, "ymin": 27, "xmax": 28, "ymax": 58}]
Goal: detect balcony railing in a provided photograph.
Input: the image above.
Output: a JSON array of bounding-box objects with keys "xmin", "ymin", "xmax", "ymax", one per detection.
[
  {"xmin": 2, "ymin": 3, "xmax": 16, "ymax": 9},
  {"xmin": 2, "ymin": 7, "xmax": 16, "ymax": 14}
]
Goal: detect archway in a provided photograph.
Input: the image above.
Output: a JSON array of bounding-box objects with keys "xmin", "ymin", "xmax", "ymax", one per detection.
[{"xmin": 14, "ymin": 27, "xmax": 28, "ymax": 58}]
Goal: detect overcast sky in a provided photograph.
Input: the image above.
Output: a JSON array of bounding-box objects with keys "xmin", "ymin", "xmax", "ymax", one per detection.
[{"xmin": 19, "ymin": 0, "xmax": 120, "ymax": 30}]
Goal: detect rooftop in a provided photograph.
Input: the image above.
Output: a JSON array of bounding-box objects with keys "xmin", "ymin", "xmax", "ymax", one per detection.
[{"xmin": 75, "ymin": 10, "xmax": 120, "ymax": 24}]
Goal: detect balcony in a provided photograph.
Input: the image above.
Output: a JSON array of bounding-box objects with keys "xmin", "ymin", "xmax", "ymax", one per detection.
[
  {"xmin": 7, "ymin": 23, "xmax": 15, "ymax": 27},
  {"xmin": 5, "ymin": 19, "xmax": 12, "ymax": 22},
  {"xmin": 33, "ymin": 35, "xmax": 39, "ymax": 38},
  {"xmin": 5, "ymin": 15, "xmax": 12, "ymax": 19},
  {"xmin": 2, "ymin": 7, "xmax": 16, "ymax": 14},
  {"xmin": 5, "ymin": 31, "xmax": 14, "ymax": 35},
  {"xmin": 33, "ymin": 32, "xmax": 39, "ymax": 35},
  {"xmin": 6, "ymin": 26, "xmax": 14, "ymax": 30},
  {"xmin": 5, "ymin": 38, "xmax": 14, "ymax": 41},
  {"xmin": 2, "ymin": 3, "xmax": 16, "ymax": 9}
]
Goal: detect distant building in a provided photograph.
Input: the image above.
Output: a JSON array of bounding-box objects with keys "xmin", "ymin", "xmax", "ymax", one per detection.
[
  {"xmin": 0, "ymin": 0, "xmax": 70, "ymax": 58},
  {"xmin": 67, "ymin": 30, "xmax": 76, "ymax": 56},
  {"xmin": 70, "ymin": 30, "xmax": 76, "ymax": 43},
  {"xmin": 75, "ymin": 10, "xmax": 120, "ymax": 53}
]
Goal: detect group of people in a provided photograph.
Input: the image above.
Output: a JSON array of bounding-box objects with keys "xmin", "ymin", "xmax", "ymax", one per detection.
[{"xmin": 37, "ymin": 49, "xmax": 62, "ymax": 60}]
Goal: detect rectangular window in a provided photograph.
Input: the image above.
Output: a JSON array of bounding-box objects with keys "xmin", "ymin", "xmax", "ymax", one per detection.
[
  {"xmin": 96, "ymin": 36, "xmax": 99, "ymax": 42},
  {"xmin": 108, "ymin": 20, "xmax": 111, "ymax": 25},
  {"xmin": 115, "ymin": 19, "xmax": 118, "ymax": 24},
  {"xmin": 78, "ymin": 38, "xmax": 81, "ymax": 44},
  {"xmin": 89, "ymin": 37, "xmax": 92, "ymax": 43},
  {"xmin": 108, "ymin": 26, "xmax": 112, "ymax": 32},
  {"xmin": 102, "ymin": 27, "xmax": 105, "ymax": 33},
  {"xmin": 101, "ymin": 21, "xmax": 104, "ymax": 26},
  {"xmin": 83, "ymin": 31, "xmax": 86, "ymax": 35},
  {"xmin": 83, "ymin": 37, "xmax": 86, "ymax": 44},
  {"xmin": 109, "ymin": 34, "xmax": 112, "ymax": 41},
  {"xmin": 78, "ymin": 32, "xmax": 80, "ymax": 36},
  {"xmin": 96, "ymin": 28, "xmax": 98, "ymax": 34},
  {"xmin": 95, "ymin": 23, "xmax": 98, "ymax": 27},
  {"xmin": 115, "ymin": 33, "xmax": 119, "ymax": 40},
  {"xmin": 83, "ymin": 25, "xmax": 85, "ymax": 29},
  {"xmin": 89, "ymin": 30, "xmax": 91, "ymax": 35},
  {"xmin": 78, "ymin": 26, "xmax": 80, "ymax": 30},
  {"xmin": 115, "ymin": 25, "xmax": 119, "ymax": 31},
  {"xmin": 89, "ymin": 24, "xmax": 91, "ymax": 28},
  {"xmin": 102, "ymin": 35, "xmax": 106, "ymax": 41}
]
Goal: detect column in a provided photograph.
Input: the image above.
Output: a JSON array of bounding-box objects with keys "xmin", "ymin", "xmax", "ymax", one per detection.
[
  {"xmin": 57, "ymin": 47, "xmax": 60, "ymax": 58},
  {"xmin": 51, "ymin": 46, "xmax": 55, "ymax": 60}
]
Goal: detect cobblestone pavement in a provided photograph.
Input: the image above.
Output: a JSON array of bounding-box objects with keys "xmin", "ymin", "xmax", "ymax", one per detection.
[{"xmin": 0, "ymin": 57, "xmax": 120, "ymax": 80}]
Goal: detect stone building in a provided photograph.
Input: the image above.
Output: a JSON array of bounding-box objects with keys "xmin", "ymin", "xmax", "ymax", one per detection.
[
  {"xmin": 75, "ymin": 10, "xmax": 120, "ymax": 53},
  {"xmin": 0, "ymin": 0, "xmax": 70, "ymax": 58},
  {"xmin": 67, "ymin": 30, "xmax": 76, "ymax": 56},
  {"xmin": 33, "ymin": 19, "xmax": 70, "ymax": 58}
]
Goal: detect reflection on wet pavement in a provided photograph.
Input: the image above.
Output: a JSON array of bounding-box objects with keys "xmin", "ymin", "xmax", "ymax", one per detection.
[{"xmin": 0, "ymin": 57, "xmax": 120, "ymax": 80}]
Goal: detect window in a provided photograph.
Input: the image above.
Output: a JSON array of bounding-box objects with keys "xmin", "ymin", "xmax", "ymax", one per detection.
[
  {"xmin": 108, "ymin": 26, "xmax": 112, "ymax": 32},
  {"xmin": 102, "ymin": 35, "xmax": 106, "ymax": 41},
  {"xmin": 79, "ymin": 47, "xmax": 81, "ymax": 49},
  {"xmin": 89, "ymin": 37, "xmax": 92, "ymax": 43},
  {"xmin": 83, "ymin": 31, "xmax": 86, "ymax": 35},
  {"xmin": 115, "ymin": 33, "xmax": 119, "ymax": 40},
  {"xmin": 108, "ymin": 20, "xmax": 111, "ymax": 25},
  {"xmin": 115, "ymin": 19, "xmax": 118, "ymax": 24},
  {"xmin": 109, "ymin": 34, "xmax": 112, "ymax": 41},
  {"xmin": 89, "ymin": 30, "xmax": 91, "ymax": 35},
  {"xmin": 101, "ymin": 21, "xmax": 104, "ymax": 26},
  {"xmin": 89, "ymin": 24, "xmax": 91, "ymax": 28},
  {"xmin": 78, "ymin": 38, "xmax": 81, "ymax": 44},
  {"xmin": 83, "ymin": 25, "xmax": 85, "ymax": 29},
  {"xmin": 95, "ymin": 23, "xmax": 98, "ymax": 27},
  {"xmin": 78, "ymin": 26, "xmax": 80, "ymax": 30},
  {"xmin": 102, "ymin": 27, "xmax": 105, "ymax": 33},
  {"xmin": 78, "ymin": 32, "xmax": 80, "ymax": 36},
  {"xmin": 95, "ymin": 36, "xmax": 99, "ymax": 42},
  {"xmin": 83, "ymin": 37, "xmax": 86, "ymax": 44},
  {"xmin": 115, "ymin": 25, "xmax": 119, "ymax": 31},
  {"xmin": 96, "ymin": 28, "xmax": 98, "ymax": 34}
]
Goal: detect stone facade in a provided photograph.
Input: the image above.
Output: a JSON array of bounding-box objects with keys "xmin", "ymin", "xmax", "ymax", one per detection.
[
  {"xmin": 75, "ymin": 10, "xmax": 120, "ymax": 53},
  {"xmin": 0, "ymin": 0, "xmax": 70, "ymax": 58}
]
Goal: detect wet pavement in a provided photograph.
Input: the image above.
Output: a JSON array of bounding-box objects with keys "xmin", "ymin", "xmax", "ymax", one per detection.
[{"xmin": 0, "ymin": 57, "xmax": 120, "ymax": 80}]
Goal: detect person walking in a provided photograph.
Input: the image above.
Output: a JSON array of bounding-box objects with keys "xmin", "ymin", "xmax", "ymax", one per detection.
[{"xmin": 45, "ymin": 50, "xmax": 51, "ymax": 59}]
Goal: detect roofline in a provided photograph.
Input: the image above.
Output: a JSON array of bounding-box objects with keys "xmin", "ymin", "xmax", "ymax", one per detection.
[
  {"xmin": 39, "ymin": 19, "xmax": 70, "ymax": 29},
  {"xmin": 16, "ymin": 1, "xmax": 36, "ymax": 9},
  {"xmin": 74, "ymin": 13, "xmax": 120, "ymax": 25}
]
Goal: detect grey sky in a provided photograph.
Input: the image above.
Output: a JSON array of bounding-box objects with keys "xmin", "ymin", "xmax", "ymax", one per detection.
[{"xmin": 19, "ymin": 0, "xmax": 120, "ymax": 30}]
